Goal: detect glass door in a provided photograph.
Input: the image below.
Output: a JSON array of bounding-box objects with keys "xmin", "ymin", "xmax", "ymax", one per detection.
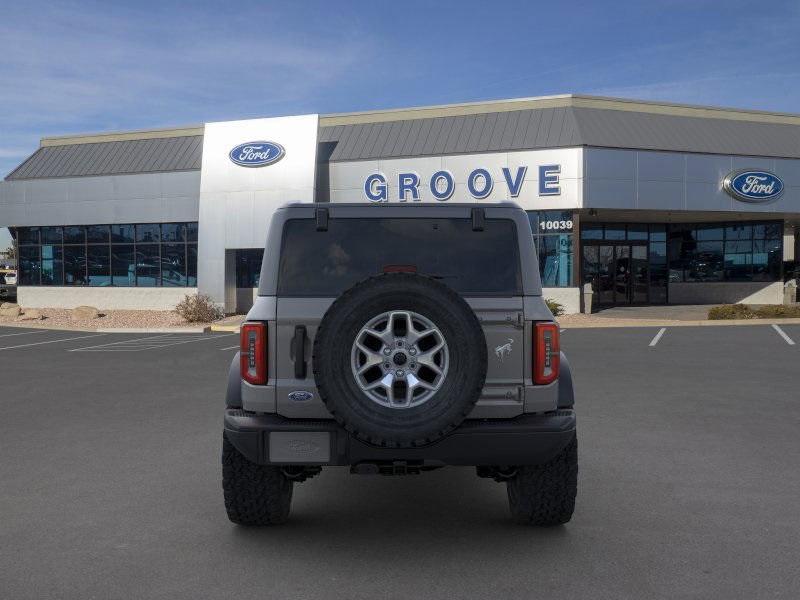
[
  {"xmin": 631, "ymin": 245, "xmax": 649, "ymax": 303},
  {"xmin": 597, "ymin": 245, "xmax": 615, "ymax": 305},
  {"xmin": 582, "ymin": 242, "xmax": 649, "ymax": 305}
]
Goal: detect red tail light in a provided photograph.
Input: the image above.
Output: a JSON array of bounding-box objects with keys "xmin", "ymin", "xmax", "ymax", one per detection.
[
  {"xmin": 240, "ymin": 322, "xmax": 267, "ymax": 385},
  {"xmin": 533, "ymin": 322, "xmax": 560, "ymax": 385}
]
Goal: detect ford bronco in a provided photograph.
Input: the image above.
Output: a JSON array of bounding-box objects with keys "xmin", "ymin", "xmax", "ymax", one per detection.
[{"xmin": 223, "ymin": 203, "xmax": 577, "ymax": 526}]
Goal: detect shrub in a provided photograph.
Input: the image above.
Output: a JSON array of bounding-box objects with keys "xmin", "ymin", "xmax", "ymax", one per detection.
[
  {"xmin": 707, "ymin": 304, "xmax": 758, "ymax": 320},
  {"xmin": 545, "ymin": 298, "xmax": 565, "ymax": 316},
  {"xmin": 754, "ymin": 304, "xmax": 800, "ymax": 318},
  {"xmin": 175, "ymin": 294, "xmax": 223, "ymax": 323}
]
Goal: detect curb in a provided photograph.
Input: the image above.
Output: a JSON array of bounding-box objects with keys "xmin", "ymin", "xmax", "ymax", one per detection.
[{"xmin": 210, "ymin": 324, "xmax": 241, "ymax": 332}]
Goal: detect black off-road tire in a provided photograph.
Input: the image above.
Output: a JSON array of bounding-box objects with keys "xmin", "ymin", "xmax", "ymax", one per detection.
[
  {"xmin": 507, "ymin": 434, "xmax": 578, "ymax": 526},
  {"xmin": 313, "ymin": 273, "xmax": 487, "ymax": 448},
  {"xmin": 222, "ymin": 433, "xmax": 293, "ymax": 525}
]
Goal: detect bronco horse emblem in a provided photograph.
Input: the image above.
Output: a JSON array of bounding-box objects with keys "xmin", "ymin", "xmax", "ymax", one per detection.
[{"xmin": 495, "ymin": 338, "xmax": 514, "ymax": 361}]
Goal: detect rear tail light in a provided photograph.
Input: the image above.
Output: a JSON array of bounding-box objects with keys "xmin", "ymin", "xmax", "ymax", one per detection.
[
  {"xmin": 533, "ymin": 322, "xmax": 560, "ymax": 385},
  {"xmin": 240, "ymin": 322, "xmax": 267, "ymax": 385}
]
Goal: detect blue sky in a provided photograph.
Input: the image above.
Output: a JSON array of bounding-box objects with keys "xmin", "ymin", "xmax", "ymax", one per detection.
[{"xmin": 1, "ymin": 0, "xmax": 800, "ymax": 249}]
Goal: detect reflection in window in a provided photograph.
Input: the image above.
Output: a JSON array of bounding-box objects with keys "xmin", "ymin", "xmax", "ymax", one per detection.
[
  {"xmin": 19, "ymin": 246, "xmax": 40, "ymax": 285},
  {"xmin": 136, "ymin": 245, "xmax": 160, "ymax": 286},
  {"xmin": 87, "ymin": 245, "xmax": 111, "ymax": 286},
  {"xmin": 236, "ymin": 249, "xmax": 265, "ymax": 288},
  {"xmin": 13, "ymin": 223, "xmax": 198, "ymax": 288},
  {"xmin": 64, "ymin": 246, "xmax": 87, "ymax": 285},
  {"xmin": 668, "ymin": 221, "xmax": 781, "ymax": 283},
  {"xmin": 41, "ymin": 245, "xmax": 63, "ymax": 285},
  {"xmin": 529, "ymin": 211, "xmax": 575, "ymax": 288},
  {"xmin": 161, "ymin": 244, "xmax": 187, "ymax": 286},
  {"xmin": 112, "ymin": 245, "xmax": 135, "ymax": 286}
]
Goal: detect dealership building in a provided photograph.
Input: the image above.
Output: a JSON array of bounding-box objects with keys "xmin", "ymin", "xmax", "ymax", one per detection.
[{"xmin": 0, "ymin": 94, "xmax": 798, "ymax": 314}]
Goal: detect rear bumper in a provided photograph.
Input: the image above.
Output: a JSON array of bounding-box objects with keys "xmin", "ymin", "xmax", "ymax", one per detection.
[{"xmin": 223, "ymin": 409, "xmax": 576, "ymax": 467}]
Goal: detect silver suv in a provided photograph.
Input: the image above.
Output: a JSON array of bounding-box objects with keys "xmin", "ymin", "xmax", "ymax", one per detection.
[{"xmin": 223, "ymin": 203, "xmax": 577, "ymax": 526}]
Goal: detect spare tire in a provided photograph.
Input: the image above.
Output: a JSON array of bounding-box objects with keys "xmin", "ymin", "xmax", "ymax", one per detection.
[{"xmin": 313, "ymin": 273, "xmax": 487, "ymax": 448}]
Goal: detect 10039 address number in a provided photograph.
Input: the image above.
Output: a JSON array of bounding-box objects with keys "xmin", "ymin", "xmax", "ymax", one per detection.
[{"xmin": 539, "ymin": 220, "xmax": 573, "ymax": 232}]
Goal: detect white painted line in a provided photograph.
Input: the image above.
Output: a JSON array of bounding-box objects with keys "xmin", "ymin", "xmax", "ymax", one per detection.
[
  {"xmin": 649, "ymin": 327, "xmax": 667, "ymax": 347},
  {"xmin": 68, "ymin": 333, "xmax": 174, "ymax": 351},
  {"xmin": 220, "ymin": 345, "xmax": 240, "ymax": 351},
  {"xmin": 0, "ymin": 330, "xmax": 49, "ymax": 339},
  {"xmin": 0, "ymin": 333, "xmax": 105, "ymax": 351},
  {"xmin": 70, "ymin": 333, "xmax": 235, "ymax": 352},
  {"xmin": 771, "ymin": 324, "xmax": 796, "ymax": 346}
]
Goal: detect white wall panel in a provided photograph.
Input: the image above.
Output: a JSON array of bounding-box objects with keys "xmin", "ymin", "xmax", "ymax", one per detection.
[{"xmin": 197, "ymin": 114, "xmax": 318, "ymax": 308}]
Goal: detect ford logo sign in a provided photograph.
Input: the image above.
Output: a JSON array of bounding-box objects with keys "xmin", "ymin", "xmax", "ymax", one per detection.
[
  {"xmin": 229, "ymin": 141, "xmax": 285, "ymax": 167},
  {"xmin": 723, "ymin": 169, "xmax": 784, "ymax": 203},
  {"xmin": 288, "ymin": 390, "xmax": 313, "ymax": 402}
]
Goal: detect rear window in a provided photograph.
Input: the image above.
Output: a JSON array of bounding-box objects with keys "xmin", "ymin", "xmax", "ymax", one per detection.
[{"xmin": 277, "ymin": 218, "xmax": 522, "ymax": 296}]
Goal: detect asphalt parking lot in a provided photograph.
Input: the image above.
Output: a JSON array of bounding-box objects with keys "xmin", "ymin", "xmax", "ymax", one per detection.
[{"xmin": 1, "ymin": 323, "xmax": 798, "ymax": 600}]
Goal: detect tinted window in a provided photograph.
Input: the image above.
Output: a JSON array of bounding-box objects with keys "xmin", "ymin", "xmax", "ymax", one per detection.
[
  {"xmin": 278, "ymin": 218, "xmax": 522, "ymax": 296},
  {"xmin": 86, "ymin": 225, "xmax": 109, "ymax": 243},
  {"xmin": 18, "ymin": 227, "xmax": 40, "ymax": 245},
  {"xmin": 111, "ymin": 224, "xmax": 135, "ymax": 243},
  {"xmin": 64, "ymin": 226, "xmax": 85, "ymax": 244},
  {"xmin": 161, "ymin": 244, "xmax": 187, "ymax": 286},
  {"xmin": 87, "ymin": 245, "xmax": 111, "ymax": 286},
  {"xmin": 161, "ymin": 223, "xmax": 185, "ymax": 243},
  {"xmin": 112, "ymin": 245, "xmax": 135, "ymax": 286},
  {"xmin": 41, "ymin": 227, "xmax": 63, "ymax": 244},
  {"xmin": 136, "ymin": 245, "xmax": 160, "ymax": 286},
  {"xmin": 136, "ymin": 224, "xmax": 160, "ymax": 243},
  {"xmin": 64, "ymin": 246, "xmax": 87, "ymax": 285}
]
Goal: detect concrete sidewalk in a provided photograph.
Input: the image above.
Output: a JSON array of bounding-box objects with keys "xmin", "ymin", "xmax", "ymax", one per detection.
[{"xmin": 558, "ymin": 304, "xmax": 800, "ymax": 328}]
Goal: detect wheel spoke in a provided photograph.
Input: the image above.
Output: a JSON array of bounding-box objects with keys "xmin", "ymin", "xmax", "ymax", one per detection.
[
  {"xmin": 407, "ymin": 327, "xmax": 436, "ymax": 346},
  {"xmin": 416, "ymin": 344, "xmax": 444, "ymax": 374},
  {"xmin": 351, "ymin": 310, "xmax": 448, "ymax": 409},
  {"xmin": 407, "ymin": 373, "xmax": 435, "ymax": 392}
]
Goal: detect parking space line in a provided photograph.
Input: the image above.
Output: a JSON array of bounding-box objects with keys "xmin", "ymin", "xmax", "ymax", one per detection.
[
  {"xmin": 0, "ymin": 330, "xmax": 49, "ymax": 339},
  {"xmin": 771, "ymin": 324, "xmax": 795, "ymax": 346},
  {"xmin": 0, "ymin": 333, "xmax": 105, "ymax": 351},
  {"xmin": 70, "ymin": 333, "xmax": 235, "ymax": 352},
  {"xmin": 649, "ymin": 327, "xmax": 667, "ymax": 347},
  {"xmin": 220, "ymin": 345, "xmax": 239, "ymax": 351},
  {"xmin": 67, "ymin": 333, "xmax": 174, "ymax": 351}
]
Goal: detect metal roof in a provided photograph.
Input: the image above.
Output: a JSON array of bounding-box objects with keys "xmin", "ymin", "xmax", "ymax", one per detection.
[
  {"xmin": 7, "ymin": 94, "xmax": 800, "ymax": 180},
  {"xmin": 320, "ymin": 106, "xmax": 800, "ymax": 161},
  {"xmin": 319, "ymin": 107, "xmax": 582, "ymax": 160},
  {"xmin": 6, "ymin": 135, "xmax": 203, "ymax": 180}
]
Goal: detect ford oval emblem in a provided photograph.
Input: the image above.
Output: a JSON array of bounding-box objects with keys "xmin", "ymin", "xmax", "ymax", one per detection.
[
  {"xmin": 288, "ymin": 390, "xmax": 313, "ymax": 402},
  {"xmin": 723, "ymin": 169, "xmax": 784, "ymax": 203},
  {"xmin": 229, "ymin": 141, "xmax": 285, "ymax": 167}
]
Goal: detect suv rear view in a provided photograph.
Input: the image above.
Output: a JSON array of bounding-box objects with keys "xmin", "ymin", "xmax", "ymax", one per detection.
[{"xmin": 223, "ymin": 203, "xmax": 577, "ymax": 526}]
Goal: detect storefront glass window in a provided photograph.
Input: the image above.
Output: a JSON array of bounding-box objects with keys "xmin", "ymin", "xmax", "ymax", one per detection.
[
  {"xmin": 41, "ymin": 245, "xmax": 63, "ymax": 285},
  {"xmin": 19, "ymin": 246, "xmax": 40, "ymax": 285},
  {"xmin": 87, "ymin": 245, "xmax": 111, "ymax": 286},
  {"xmin": 527, "ymin": 211, "xmax": 574, "ymax": 287},
  {"xmin": 111, "ymin": 245, "xmax": 135, "ymax": 286},
  {"xmin": 668, "ymin": 220, "xmax": 782, "ymax": 283},
  {"xmin": 162, "ymin": 244, "xmax": 187, "ymax": 286},
  {"xmin": 13, "ymin": 223, "xmax": 198, "ymax": 288},
  {"xmin": 64, "ymin": 245, "xmax": 87, "ymax": 285},
  {"xmin": 63, "ymin": 226, "xmax": 85, "ymax": 244}
]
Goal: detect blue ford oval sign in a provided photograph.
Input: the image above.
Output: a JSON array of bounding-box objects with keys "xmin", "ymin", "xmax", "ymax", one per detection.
[
  {"xmin": 229, "ymin": 141, "xmax": 285, "ymax": 167},
  {"xmin": 723, "ymin": 169, "xmax": 784, "ymax": 203}
]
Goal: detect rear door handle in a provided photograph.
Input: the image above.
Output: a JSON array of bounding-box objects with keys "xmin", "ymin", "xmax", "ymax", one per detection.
[{"xmin": 292, "ymin": 326, "xmax": 307, "ymax": 379}]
